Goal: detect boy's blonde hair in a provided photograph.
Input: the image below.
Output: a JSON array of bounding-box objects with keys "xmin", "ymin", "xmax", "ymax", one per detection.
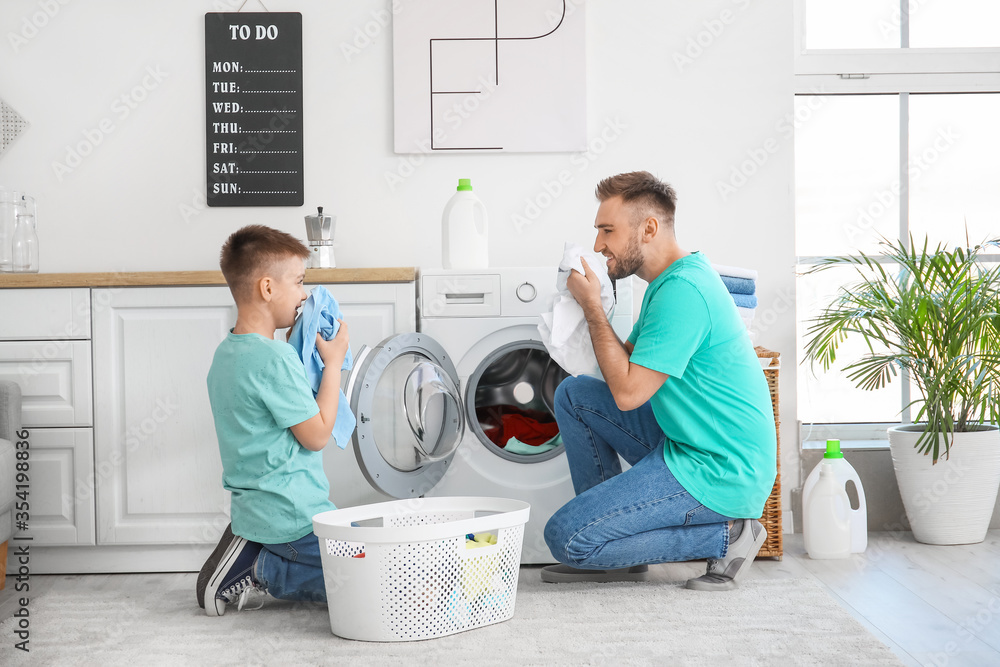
[{"xmin": 219, "ymin": 225, "xmax": 310, "ymax": 302}]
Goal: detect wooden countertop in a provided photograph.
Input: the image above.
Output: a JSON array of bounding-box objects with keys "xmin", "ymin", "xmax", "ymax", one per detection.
[{"xmin": 0, "ymin": 267, "xmax": 416, "ymax": 288}]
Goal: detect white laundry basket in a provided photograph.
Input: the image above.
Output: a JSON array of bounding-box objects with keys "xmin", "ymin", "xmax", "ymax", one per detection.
[{"xmin": 313, "ymin": 496, "xmax": 530, "ymax": 642}]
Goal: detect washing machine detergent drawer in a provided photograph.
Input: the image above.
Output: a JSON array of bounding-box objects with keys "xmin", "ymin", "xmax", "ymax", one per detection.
[{"xmin": 421, "ymin": 274, "xmax": 501, "ymax": 318}]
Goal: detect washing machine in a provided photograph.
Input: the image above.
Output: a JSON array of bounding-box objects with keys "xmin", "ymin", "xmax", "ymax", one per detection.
[{"xmin": 324, "ymin": 267, "xmax": 632, "ymax": 563}]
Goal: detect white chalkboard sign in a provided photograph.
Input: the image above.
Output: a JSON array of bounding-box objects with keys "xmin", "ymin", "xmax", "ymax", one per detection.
[{"xmin": 205, "ymin": 12, "xmax": 303, "ymax": 207}]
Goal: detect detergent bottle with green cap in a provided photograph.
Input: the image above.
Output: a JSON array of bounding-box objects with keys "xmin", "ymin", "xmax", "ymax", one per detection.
[
  {"xmin": 804, "ymin": 463, "xmax": 851, "ymax": 559},
  {"xmin": 803, "ymin": 439, "xmax": 868, "ymax": 555},
  {"xmin": 442, "ymin": 178, "xmax": 489, "ymax": 269}
]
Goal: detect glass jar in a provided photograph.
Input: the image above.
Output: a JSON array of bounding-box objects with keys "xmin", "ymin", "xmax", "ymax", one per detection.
[
  {"xmin": 12, "ymin": 211, "xmax": 38, "ymax": 273},
  {"xmin": 0, "ymin": 189, "xmax": 20, "ymax": 273}
]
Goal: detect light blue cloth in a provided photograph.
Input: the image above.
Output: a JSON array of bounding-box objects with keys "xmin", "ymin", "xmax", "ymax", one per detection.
[
  {"xmin": 504, "ymin": 433, "xmax": 562, "ymax": 456},
  {"xmin": 731, "ymin": 293, "xmax": 758, "ymax": 309},
  {"xmin": 720, "ymin": 275, "xmax": 756, "ymax": 296},
  {"xmin": 287, "ymin": 286, "xmax": 355, "ymax": 450}
]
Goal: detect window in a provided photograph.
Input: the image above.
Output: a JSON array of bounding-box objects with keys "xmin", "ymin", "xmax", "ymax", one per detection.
[
  {"xmin": 803, "ymin": 0, "xmax": 1000, "ymax": 51},
  {"xmin": 794, "ymin": 0, "xmax": 1000, "ymax": 436}
]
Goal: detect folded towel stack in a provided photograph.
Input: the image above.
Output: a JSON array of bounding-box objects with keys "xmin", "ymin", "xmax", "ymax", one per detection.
[{"xmin": 712, "ymin": 263, "xmax": 758, "ymax": 332}]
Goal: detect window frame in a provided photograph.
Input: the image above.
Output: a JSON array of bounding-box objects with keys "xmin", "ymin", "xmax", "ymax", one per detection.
[
  {"xmin": 793, "ymin": 0, "xmax": 1000, "ymax": 77},
  {"xmin": 793, "ymin": 0, "xmax": 1000, "ymax": 437}
]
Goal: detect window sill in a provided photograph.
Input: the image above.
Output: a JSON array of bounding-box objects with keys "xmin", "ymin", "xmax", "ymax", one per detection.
[
  {"xmin": 800, "ymin": 422, "xmax": 899, "ymax": 443},
  {"xmin": 802, "ymin": 439, "xmax": 889, "ymax": 452}
]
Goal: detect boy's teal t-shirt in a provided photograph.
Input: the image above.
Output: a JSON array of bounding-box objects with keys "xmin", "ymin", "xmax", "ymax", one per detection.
[
  {"xmin": 627, "ymin": 253, "xmax": 776, "ymax": 519},
  {"xmin": 207, "ymin": 332, "xmax": 336, "ymax": 544}
]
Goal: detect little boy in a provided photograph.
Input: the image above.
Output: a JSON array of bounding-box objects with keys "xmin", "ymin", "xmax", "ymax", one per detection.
[{"xmin": 196, "ymin": 225, "xmax": 350, "ymax": 616}]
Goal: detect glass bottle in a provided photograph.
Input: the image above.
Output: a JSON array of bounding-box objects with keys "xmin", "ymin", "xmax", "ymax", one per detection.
[
  {"xmin": 12, "ymin": 210, "xmax": 39, "ymax": 273},
  {"xmin": 0, "ymin": 189, "xmax": 19, "ymax": 272}
]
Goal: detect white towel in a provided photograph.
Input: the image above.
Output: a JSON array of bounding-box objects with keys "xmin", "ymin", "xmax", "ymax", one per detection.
[
  {"xmin": 737, "ymin": 307, "xmax": 758, "ymax": 345},
  {"xmin": 538, "ymin": 243, "xmax": 616, "ymax": 377},
  {"xmin": 712, "ymin": 263, "xmax": 759, "ymax": 281}
]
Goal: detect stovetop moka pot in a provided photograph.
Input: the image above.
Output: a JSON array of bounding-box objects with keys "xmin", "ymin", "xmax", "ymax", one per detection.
[{"xmin": 304, "ymin": 206, "xmax": 335, "ymax": 268}]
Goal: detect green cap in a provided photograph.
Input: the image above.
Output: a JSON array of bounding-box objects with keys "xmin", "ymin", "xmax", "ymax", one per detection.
[
  {"xmin": 824, "ymin": 439, "xmax": 844, "ymax": 459},
  {"xmin": 457, "ymin": 178, "xmax": 473, "ymax": 191}
]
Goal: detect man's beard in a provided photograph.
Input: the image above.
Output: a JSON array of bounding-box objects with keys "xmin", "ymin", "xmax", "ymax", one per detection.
[{"xmin": 607, "ymin": 233, "xmax": 643, "ymax": 280}]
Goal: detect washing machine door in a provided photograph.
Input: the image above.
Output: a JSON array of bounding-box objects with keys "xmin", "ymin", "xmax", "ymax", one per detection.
[{"xmin": 343, "ymin": 332, "xmax": 464, "ymax": 498}]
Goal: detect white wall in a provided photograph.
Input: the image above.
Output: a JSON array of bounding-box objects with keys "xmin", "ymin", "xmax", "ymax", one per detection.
[{"xmin": 0, "ymin": 0, "xmax": 799, "ymax": 511}]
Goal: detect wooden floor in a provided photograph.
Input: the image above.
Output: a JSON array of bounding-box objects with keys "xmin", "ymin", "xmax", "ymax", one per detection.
[
  {"xmin": 2, "ymin": 531, "xmax": 999, "ymax": 666},
  {"xmin": 779, "ymin": 531, "xmax": 1000, "ymax": 667}
]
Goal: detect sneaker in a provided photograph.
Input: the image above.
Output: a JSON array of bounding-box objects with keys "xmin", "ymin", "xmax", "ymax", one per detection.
[
  {"xmin": 235, "ymin": 585, "xmax": 268, "ymax": 612},
  {"xmin": 685, "ymin": 519, "xmax": 767, "ymax": 591},
  {"xmin": 196, "ymin": 523, "xmax": 235, "ymax": 609},
  {"xmin": 204, "ymin": 536, "xmax": 264, "ymax": 616},
  {"xmin": 540, "ymin": 563, "xmax": 649, "ymax": 584}
]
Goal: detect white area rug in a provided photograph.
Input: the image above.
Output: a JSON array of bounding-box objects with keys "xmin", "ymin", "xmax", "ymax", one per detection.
[{"xmin": 2, "ymin": 569, "xmax": 902, "ymax": 666}]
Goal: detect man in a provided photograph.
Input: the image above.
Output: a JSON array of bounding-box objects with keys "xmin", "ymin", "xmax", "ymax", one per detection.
[{"xmin": 541, "ymin": 171, "xmax": 776, "ymax": 591}]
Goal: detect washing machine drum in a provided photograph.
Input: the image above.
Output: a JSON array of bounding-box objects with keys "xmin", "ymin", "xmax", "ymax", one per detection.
[{"xmin": 345, "ymin": 332, "xmax": 465, "ymax": 498}]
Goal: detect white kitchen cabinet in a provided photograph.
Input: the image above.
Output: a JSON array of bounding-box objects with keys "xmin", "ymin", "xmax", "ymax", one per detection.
[
  {"xmin": 25, "ymin": 428, "xmax": 96, "ymax": 546},
  {"xmin": 92, "ymin": 287, "xmax": 238, "ymax": 545},
  {"xmin": 0, "ymin": 340, "xmax": 93, "ymax": 427},
  {"xmin": 91, "ymin": 282, "xmax": 416, "ymax": 547},
  {"xmin": 0, "ymin": 288, "xmax": 90, "ymax": 340},
  {"xmin": 0, "ymin": 289, "xmax": 95, "ymax": 547},
  {"xmin": 0, "ymin": 272, "xmax": 416, "ymax": 570},
  {"xmin": 311, "ymin": 282, "xmax": 417, "ymax": 350}
]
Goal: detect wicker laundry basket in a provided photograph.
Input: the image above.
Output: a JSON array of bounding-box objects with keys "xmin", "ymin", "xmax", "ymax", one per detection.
[{"xmin": 755, "ymin": 347, "xmax": 783, "ymax": 559}]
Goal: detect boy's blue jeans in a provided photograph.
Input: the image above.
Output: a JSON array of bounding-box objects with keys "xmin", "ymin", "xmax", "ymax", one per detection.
[
  {"xmin": 254, "ymin": 531, "xmax": 327, "ymax": 603},
  {"xmin": 543, "ymin": 375, "xmax": 733, "ymax": 569}
]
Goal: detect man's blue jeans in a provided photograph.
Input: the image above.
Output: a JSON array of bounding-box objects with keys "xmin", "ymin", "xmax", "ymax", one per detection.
[
  {"xmin": 255, "ymin": 531, "xmax": 327, "ymax": 603},
  {"xmin": 544, "ymin": 375, "xmax": 732, "ymax": 569}
]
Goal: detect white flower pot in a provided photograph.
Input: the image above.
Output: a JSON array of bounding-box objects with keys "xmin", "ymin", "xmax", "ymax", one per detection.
[{"xmin": 888, "ymin": 424, "xmax": 1000, "ymax": 545}]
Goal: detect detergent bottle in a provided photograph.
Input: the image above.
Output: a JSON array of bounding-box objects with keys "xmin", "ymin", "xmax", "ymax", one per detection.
[
  {"xmin": 804, "ymin": 462, "xmax": 851, "ymax": 559},
  {"xmin": 442, "ymin": 178, "xmax": 488, "ymax": 269},
  {"xmin": 803, "ymin": 439, "xmax": 868, "ymax": 554}
]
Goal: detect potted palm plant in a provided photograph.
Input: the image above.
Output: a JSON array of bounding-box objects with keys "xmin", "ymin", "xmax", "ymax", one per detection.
[{"xmin": 803, "ymin": 236, "xmax": 1000, "ymax": 545}]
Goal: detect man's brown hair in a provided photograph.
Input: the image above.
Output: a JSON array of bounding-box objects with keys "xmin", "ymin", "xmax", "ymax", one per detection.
[
  {"xmin": 219, "ymin": 225, "xmax": 310, "ymax": 302},
  {"xmin": 595, "ymin": 171, "xmax": 677, "ymax": 231}
]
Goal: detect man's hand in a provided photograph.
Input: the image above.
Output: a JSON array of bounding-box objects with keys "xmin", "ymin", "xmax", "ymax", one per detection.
[
  {"xmin": 567, "ymin": 258, "xmax": 669, "ymax": 411},
  {"xmin": 566, "ymin": 257, "xmax": 604, "ymax": 313},
  {"xmin": 316, "ymin": 319, "xmax": 349, "ymax": 369}
]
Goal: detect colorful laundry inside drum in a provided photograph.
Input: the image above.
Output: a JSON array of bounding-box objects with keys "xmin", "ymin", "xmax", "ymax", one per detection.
[
  {"xmin": 504, "ymin": 434, "xmax": 561, "ymax": 456},
  {"xmin": 476, "ymin": 404, "xmax": 560, "ymax": 452}
]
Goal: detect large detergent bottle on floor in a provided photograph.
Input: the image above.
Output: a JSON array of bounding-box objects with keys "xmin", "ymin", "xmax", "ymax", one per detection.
[
  {"xmin": 804, "ymin": 462, "xmax": 852, "ymax": 559},
  {"xmin": 442, "ymin": 178, "xmax": 488, "ymax": 269},
  {"xmin": 803, "ymin": 439, "xmax": 868, "ymax": 554}
]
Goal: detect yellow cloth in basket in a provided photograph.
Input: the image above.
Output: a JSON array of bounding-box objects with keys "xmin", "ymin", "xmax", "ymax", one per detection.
[{"xmin": 462, "ymin": 533, "xmax": 500, "ymax": 600}]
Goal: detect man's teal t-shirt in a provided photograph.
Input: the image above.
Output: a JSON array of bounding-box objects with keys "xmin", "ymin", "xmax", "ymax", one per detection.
[
  {"xmin": 206, "ymin": 332, "xmax": 336, "ymax": 544},
  {"xmin": 627, "ymin": 253, "xmax": 776, "ymax": 519}
]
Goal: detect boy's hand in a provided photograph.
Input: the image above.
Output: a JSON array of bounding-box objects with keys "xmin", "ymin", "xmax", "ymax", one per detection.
[
  {"xmin": 315, "ymin": 320, "xmax": 349, "ymax": 368},
  {"xmin": 293, "ymin": 321, "xmax": 350, "ymax": 452}
]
